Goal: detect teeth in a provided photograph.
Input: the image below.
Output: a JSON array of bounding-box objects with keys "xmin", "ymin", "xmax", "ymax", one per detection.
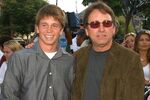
[
  {"xmin": 47, "ymin": 36, "xmax": 53, "ymax": 37},
  {"xmin": 46, "ymin": 35, "xmax": 53, "ymax": 38}
]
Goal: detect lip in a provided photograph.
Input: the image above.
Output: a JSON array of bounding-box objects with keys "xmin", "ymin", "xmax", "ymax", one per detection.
[
  {"xmin": 142, "ymin": 45, "xmax": 150, "ymax": 47},
  {"xmin": 96, "ymin": 34, "xmax": 107, "ymax": 37}
]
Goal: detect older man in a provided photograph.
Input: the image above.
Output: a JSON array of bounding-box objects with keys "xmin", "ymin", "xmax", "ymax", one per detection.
[{"xmin": 72, "ymin": 1, "xmax": 144, "ymax": 100}]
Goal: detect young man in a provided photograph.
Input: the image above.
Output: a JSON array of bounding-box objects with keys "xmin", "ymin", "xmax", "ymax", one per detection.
[
  {"xmin": 72, "ymin": 2, "xmax": 144, "ymax": 100},
  {"xmin": 1, "ymin": 4, "xmax": 74, "ymax": 100}
]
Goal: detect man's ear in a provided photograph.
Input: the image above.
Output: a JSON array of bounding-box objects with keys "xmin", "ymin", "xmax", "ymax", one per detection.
[
  {"xmin": 114, "ymin": 21, "xmax": 119, "ymax": 35},
  {"xmin": 85, "ymin": 29, "xmax": 89, "ymax": 36},
  {"xmin": 113, "ymin": 27, "xmax": 117, "ymax": 35},
  {"xmin": 35, "ymin": 25, "xmax": 39, "ymax": 33},
  {"xmin": 60, "ymin": 28, "xmax": 64, "ymax": 36}
]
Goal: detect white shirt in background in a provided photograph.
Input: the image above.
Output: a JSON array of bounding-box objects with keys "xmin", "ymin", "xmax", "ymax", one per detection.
[
  {"xmin": 0, "ymin": 61, "xmax": 7, "ymax": 84},
  {"xmin": 0, "ymin": 50, "xmax": 3, "ymax": 60},
  {"xmin": 70, "ymin": 36, "xmax": 80, "ymax": 52},
  {"xmin": 143, "ymin": 63, "xmax": 150, "ymax": 81}
]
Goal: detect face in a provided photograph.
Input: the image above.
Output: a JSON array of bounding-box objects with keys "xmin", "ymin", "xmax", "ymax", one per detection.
[
  {"xmin": 85, "ymin": 9, "xmax": 116, "ymax": 51},
  {"xmin": 138, "ymin": 34, "xmax": 150, "ymax": 51},
  {"xmin": 36, "ymin": 16, "xmax": 63, "ymax": 48},
  {"xmin": 125, "ymin": 35, "xmax": 135, "ymax": 49},
  {"xmin": 3, "ymin": 46, "xmax": 13, "ymax": 61}
]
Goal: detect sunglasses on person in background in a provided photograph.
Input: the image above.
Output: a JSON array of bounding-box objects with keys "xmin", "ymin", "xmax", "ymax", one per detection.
[{"xmin": 87, "ymin": 20, "xmax": 113, "ymax": 29}]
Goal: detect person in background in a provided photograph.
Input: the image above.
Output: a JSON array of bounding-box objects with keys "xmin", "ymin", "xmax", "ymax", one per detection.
[
  {"xmin": 70, "ymin": 30, "xmax": 80, "ymax": 53},
  {"xmin": 134, "ymin": 30, "xmax": 150, "ymax": 100},
  {"xmin": 1, "ymin": 4, "xmax": 74, "ymax": 100},
  {"xmin": 134, "ymin": 30, "xmax": 150, "ymax": 86},
  {"xmin": 0, "ymin": 40, "xmax": 23, "ymax": 85},
  {"xmin": 59, "ymin": 32, "xmax": 67, "ymax": 51},
  {"xmin": 72, "ymin": 2, "xmax": 144, "ymax": 100},
  {"xmin": 0, "ymin": 48, "xmax": 3, "ymax": 61},
  {"xmin": 76, "ymin": 29, "xmax": 89, "ymax": 48},
  {"xmin": 122, "ymin": 32, "xmax": 136, "ymax": 50},
  {"xmin": 0, "ymin": 36, "xmax": 13, "ymax": 94},
  {"xmin": 0, "ymin": 36, "xmax": 13, "ymax": 66}
]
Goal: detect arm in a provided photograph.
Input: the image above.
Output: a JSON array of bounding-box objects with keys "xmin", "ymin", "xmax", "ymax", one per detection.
[
  {"xmin": 125, "ymin": 55, "xmax": 144, "ymax": 100},
  {"xmin": 1, "ymin": 53, "xmax": 23, "ymax": 100}
]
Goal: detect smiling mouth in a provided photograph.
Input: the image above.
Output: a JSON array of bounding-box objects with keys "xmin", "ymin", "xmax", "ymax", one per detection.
[
  {"xmin": 46, "ymin": 36, "xmax": 53, "ymax": 38},
  {"xmin": 45, "ymin": 35, "xmax": 54, "ymax": 38}
]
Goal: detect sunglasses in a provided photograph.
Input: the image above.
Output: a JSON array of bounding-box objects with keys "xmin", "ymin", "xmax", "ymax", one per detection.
[{"xmin": 87, "ymin": 20, "xmax": 113, "ymax": 29}]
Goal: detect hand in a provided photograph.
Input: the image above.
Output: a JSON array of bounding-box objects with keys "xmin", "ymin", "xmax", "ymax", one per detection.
[
  {"xmin": 121, "ymin": 40, "xmax": 126, "ymax": 47},
  {"xmin": 25, "ymin": 42, "xmax": 34, "ymax": 48},
  {"xmin": 145, "ymin": 80, "xmax": 150, "ymax": 86}
]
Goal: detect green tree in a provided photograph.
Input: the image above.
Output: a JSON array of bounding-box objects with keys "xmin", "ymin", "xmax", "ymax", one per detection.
[
  {"xmin": 0, "ymin": 0, "xmax": 48, "ymax": 37},
  {"xmin": 82, "ymin": 0, "xmax": 100, "ymax": 6},
  {"xmin": 81, "ymin": 0, "xmax": 150, "ymax": 34},
  {"xmin": 141, "ymin": 5, "xmax": 150, "ymax": 30},
  {"xmin": 122, "ymin": 0, "xmax": 150, "ymax": 34}
]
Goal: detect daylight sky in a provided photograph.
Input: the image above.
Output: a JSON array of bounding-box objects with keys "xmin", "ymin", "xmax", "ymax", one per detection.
[{"xmin": 48, "ymin": 0, "xmax": 87, "ymax": 13}]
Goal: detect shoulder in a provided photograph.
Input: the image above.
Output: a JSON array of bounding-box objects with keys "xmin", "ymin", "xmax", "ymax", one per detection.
[
  {"xmin": 14, "ymin": 48, "xmax": 36, "ymax": 56},
  {"xmin": 61, "ymin": 49, "xmax": 75, "ymax": 62},
  {"xmin": 110, "ymin": 42, "xmax": 141, "ymax": 69},
  {"xmin": 73, "ymin": 45, "xmax": 91, "ymax": 57},
  {"xmin": 9, "ymin": 47, "xmax": 38, "ymax": 63},
  {"xmin": 112, "ymin": 42, "xmax": 139, "ymax": 57},
  {"xmin": 49, "ymin": 48, "xmax": 75, "ymax": 63},
  {"xmin": 111, "ymin": 42, "xmax": 141, "ymax": 69}
]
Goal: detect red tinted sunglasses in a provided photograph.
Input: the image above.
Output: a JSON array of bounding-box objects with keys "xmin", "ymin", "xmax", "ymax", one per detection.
[{"xmin": 87, "ymin": 20, "xmax": 113, "ymax": 28}]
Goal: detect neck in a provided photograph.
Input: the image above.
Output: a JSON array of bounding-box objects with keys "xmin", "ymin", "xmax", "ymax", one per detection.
[
  {"xmin": 39, "ymin": 42, "xmax": 58, "ymax": 53},
  {"xmin": 92, "ymin": 42, "xmax": 112, "ymax": 52},
  {"xmin": 139, "ymin": 50, "xmax": 148, "ymax": 66},
  {"xmin": 139, "ymin": 50, "xmax": 147, "ymax": 59}
]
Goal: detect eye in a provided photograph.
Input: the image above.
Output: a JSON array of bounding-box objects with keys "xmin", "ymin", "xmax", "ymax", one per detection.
[
  {"xmin": 103, "ymin": 20, "xmax": 113, "ymax": 27},
  {"xmin": 89, "ymin": 21, "xmax": 100, "ymax": 28},
  {"xmin": 52, "ymin": 24, "xmax": 59, "ymax": 28},
  {"xmin": 42, "ymin": 24, "xmax": 47, "ymax": 27}
]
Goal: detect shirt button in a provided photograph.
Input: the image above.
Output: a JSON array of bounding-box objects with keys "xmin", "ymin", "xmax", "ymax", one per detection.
[
  {"xmin": 49, "ymin": 72, "xmax": 52, "ymax": 75},
  {"xmin": 49, "ymin": 86, "xmax": 52, "ymax": 89}
]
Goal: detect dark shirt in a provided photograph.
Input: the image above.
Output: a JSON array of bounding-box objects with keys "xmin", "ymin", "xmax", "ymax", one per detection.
[{"xmin": 83, "ymin": 48, "xmax": 109, "ymax": 100}]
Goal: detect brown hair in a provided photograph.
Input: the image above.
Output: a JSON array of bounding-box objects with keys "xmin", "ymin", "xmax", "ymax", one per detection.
[
  {"xmin": 134, "ymin": 30, "xmax": 150, "ymax": 63},
  {"xmin": 35, "ymin": 4, "xmax": 66, "ymax": 28},
  {"xmin": 83, "ymin": 1, "xmax": 118, "ymax": 28}
]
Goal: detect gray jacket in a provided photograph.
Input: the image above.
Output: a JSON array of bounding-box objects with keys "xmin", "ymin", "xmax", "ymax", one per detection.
[{"xmin": 1, "ymin": 42, "xmax": 74, "ymax": 100}]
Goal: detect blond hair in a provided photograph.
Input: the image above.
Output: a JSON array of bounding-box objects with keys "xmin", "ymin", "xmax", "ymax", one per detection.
[{"xmin": 3, "ymin": 40, "xmax": 23, "ymax": 52}]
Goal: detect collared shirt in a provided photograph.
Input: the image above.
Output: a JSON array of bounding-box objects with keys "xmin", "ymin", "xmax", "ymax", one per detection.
[{"xmin": 1, "ymin": 42, "xmax": 75, "ymax": 100}]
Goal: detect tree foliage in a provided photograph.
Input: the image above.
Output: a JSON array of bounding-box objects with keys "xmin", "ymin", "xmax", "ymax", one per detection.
[
  {"xmin": 121, "ymin": 0, "xmax": 150, "ymax": 34},
  {"xmin": 0, "ymin": 0, "xmax": 48, "ymax": 36},
  {"xmin": 141, "ymin": 5, "xmax": 150, "ymax": 30},
  {"xmin": 81, "ymin": 0, "xmax": 150, "ymax": 34}
]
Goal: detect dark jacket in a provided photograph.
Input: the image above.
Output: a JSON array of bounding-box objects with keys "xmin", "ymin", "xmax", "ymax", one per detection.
[{"xmin": 72, "ymin": 42, "xmax": 144, "ymax": 100}]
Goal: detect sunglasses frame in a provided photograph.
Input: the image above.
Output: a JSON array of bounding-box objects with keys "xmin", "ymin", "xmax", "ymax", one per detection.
[{"xmin": 87, "ymin": 20, "xmax": 113, "ymax": 29}]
